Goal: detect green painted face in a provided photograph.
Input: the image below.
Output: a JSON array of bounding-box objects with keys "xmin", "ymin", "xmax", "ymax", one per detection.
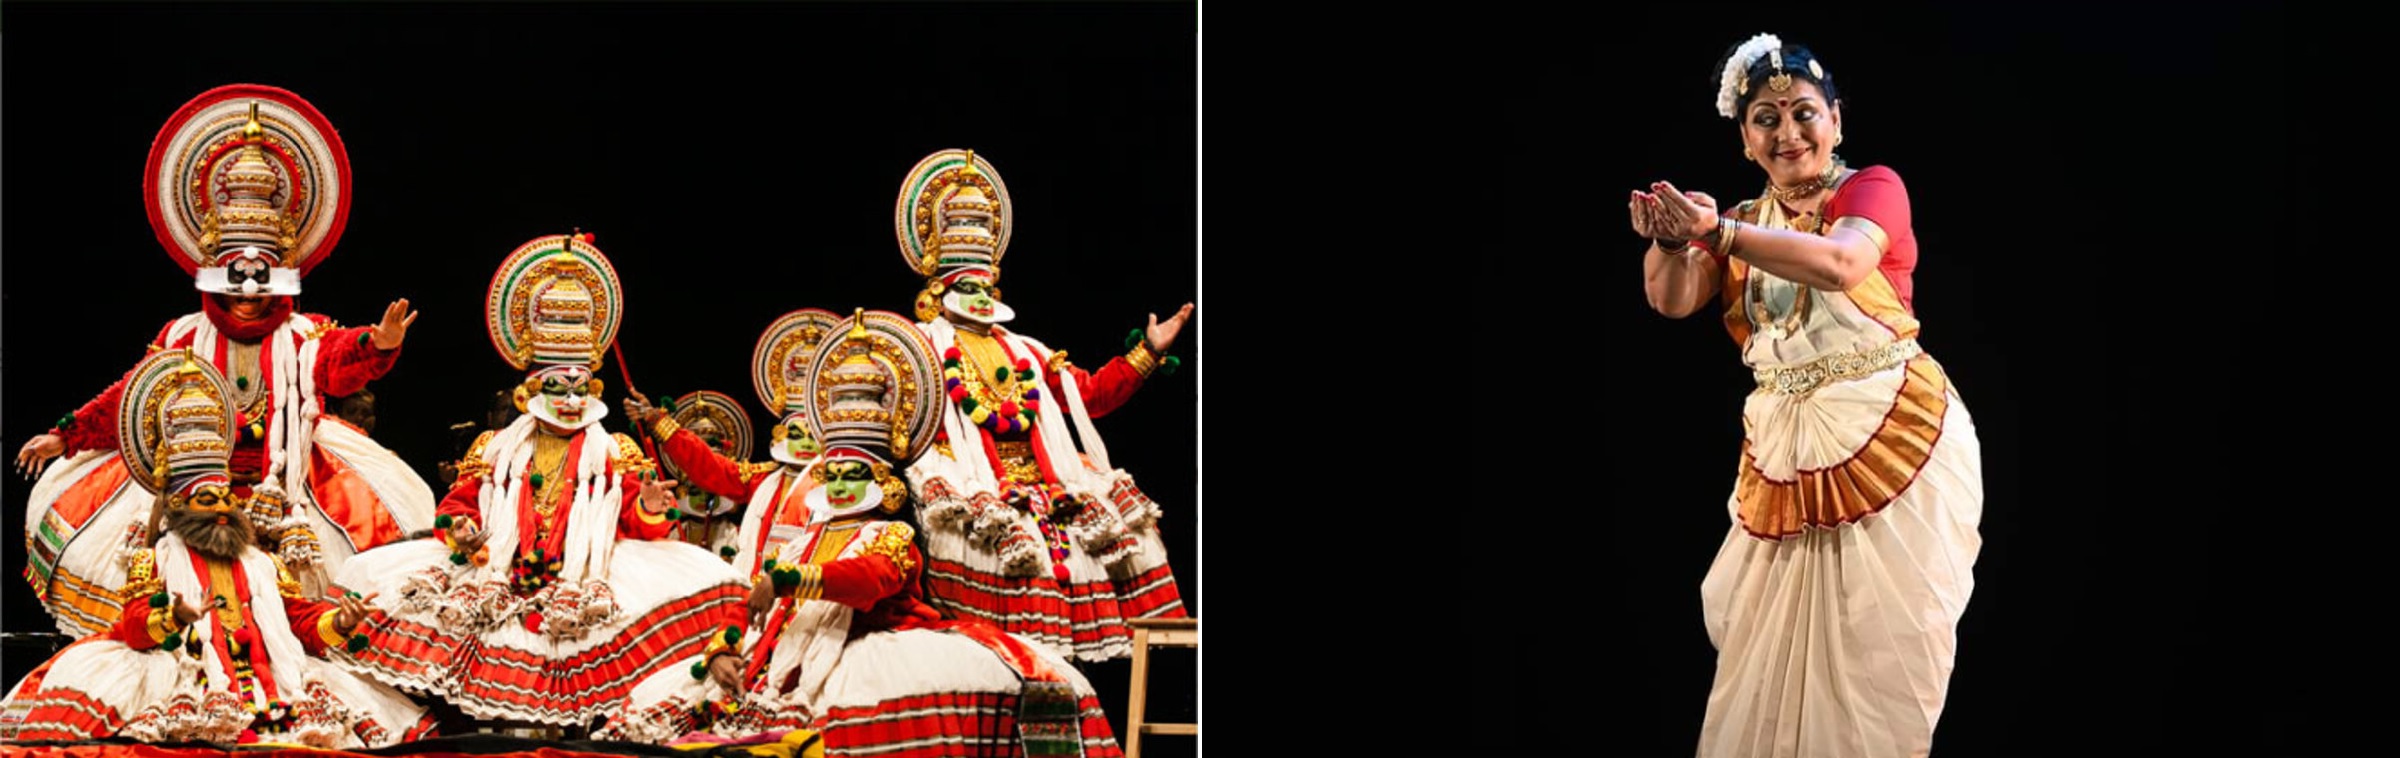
[
  {"xmin": 950, "ymin": 277, "xmax": 999, "ymax": 320},
  {"xmin": 783, "ymin": 419, "xmax": 820, "ymax": 459},
  {"xmin": 823, "ymin": 461, "xmax": 872, "ymax": 506},
  {"xmin": 537, "ymin": 373, "xmax": 596, "ymax": 425}
]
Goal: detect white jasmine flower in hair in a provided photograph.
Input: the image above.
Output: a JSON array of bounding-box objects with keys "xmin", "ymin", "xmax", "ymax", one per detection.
[{"xmin": 1718, "ymin": 33, "xmax": 1784, "ymax": 118}]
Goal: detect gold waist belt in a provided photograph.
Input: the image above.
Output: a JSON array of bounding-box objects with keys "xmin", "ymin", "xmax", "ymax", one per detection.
[{"xmin": 1752, "ymin": 338, "xmax": 1922, "ymax": 395}]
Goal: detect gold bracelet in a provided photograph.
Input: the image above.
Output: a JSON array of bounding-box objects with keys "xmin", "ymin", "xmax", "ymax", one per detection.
[{"xmin": 1715, "ymin": 217, "xmax": 1740, "ymax": 257}]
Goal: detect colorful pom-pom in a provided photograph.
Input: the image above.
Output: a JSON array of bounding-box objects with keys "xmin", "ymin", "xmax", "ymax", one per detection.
[
  {"xmin": 151, "ymin": 592, "xmax": 170, "ymax": 609},
  {"xmin": 449, "ymin": 552, "xmax": 468, "ymax": 565},
  {"xmin": 945, "ymin": 346, "xmax": 962, "ymax": 361},
  {"xmin": 724, "ymin": 626, "xmax": 743, "ymax": 644},
  {"xmin": 666, "ymin": 508, "xmax": 683, "ymax": 521},
  {"xmin": 1125, "ymin": 329, "xmax": 1143, "ymax": 349},
  {"xmin": 962, "ymin": 398, "xmax": 980, "ymax": 414},
  {"xmin": 720, "ymin": 545, "xmax": 737, "ymax": 557},
  {"xmin": 1025, "ymin": 388, "xmax": 1041, "ymax": 401},
  {"xmin": 235, "ymin": 376, "xmax": 250, "ymax": 391},
  {"xmin": 998, "ymin": 402, "xmax": 1019, "ymax": 418},
  {"xmin": 1162, "ymin": 356, "xmax": 1181, "ymax": 376},
  {"xmin": 54, "ymin": 414, "xmax": 74, "ymax": 430},
  {"xmin": 1015, "ymin": 358, "xmax": 1033, "ymax": 372},
  {"xmin": 346, "ymin": 634, "xmax": 369, "ymax": 653},
  {"xmin": 435, "ymin": 514, "xmax": 453, "ymax": 529},
  {"xmin": 529, "ymin": 473, "xmax": 545, "ymax": 490},
  {"xmin": 163, "ymin": 633, "xmax": 184, "ymax": 650},
  {"xmin": 992, "ymin": 367, "xmax": 1010, "ymax": 384}
]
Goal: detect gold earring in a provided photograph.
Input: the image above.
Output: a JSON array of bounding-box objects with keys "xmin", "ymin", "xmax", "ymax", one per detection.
[
  {"xmin": 1743, "ymin": 149, "xmax": 1756, "ymax": 161},
  {"xmin": 1835, "ymin": 134, "xmax": 1844, "ymax": 147}
]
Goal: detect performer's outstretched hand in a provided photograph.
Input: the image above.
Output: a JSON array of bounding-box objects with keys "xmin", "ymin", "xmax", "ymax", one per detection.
[
  {"xmin": 624, "ymin": 389, "xmax": 662, "ymax": 427},
  {"xmin": 1145, "ymin": 303, "xmax": 1195, "ymax": 353},
  {"xmin": 334, "ymin": 591, "xmax": 380, "ymax": 633},
  {"xmin": 172, "ymin": 593, "xmax": 205, "ymax": 626},
  {"xmin": 370, "ymin": 298, "xmax": 419, "ymax": 351},
  {"xmin": 708, "ymin": 652, "xmax": 745, "ymax": 690},
  {"xmin": 748, "ymin": 579, "xmax": 776, "ymax": 622},
  {"xmin": 1650, "ymin": 181, "xmax": 1722, "ymax": 241},
  {"xmin": 16, "ymin": 434, "xmax": 64, "ymax": 479},
  {"xmin": 638, "ymin": 472, "xmax": 680, "ymax": 514}
]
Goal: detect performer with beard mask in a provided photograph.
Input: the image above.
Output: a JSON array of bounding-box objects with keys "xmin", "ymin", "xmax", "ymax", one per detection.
[
  {"xmin": 329, "ymin": 233, "xmax": 750, "ymax": 728},
  {"xmin": 15, "ymin": 85, "xmax": 435, "ymax": 639},
  {"xmin": 0, "ymin": 351, "xmax": 433, "ymax": 747}
]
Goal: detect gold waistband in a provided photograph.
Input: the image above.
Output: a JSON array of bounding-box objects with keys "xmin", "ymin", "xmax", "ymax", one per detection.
[
  {"xmin": 1752, "ymin": 338, "xmax": 1922, "ymax": 395},
  {"xmin": 994, "ymin": 440, "xmax": 1035, "ymax": 460}
]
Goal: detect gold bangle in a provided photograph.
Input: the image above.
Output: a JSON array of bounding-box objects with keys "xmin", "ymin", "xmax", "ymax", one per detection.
[{"xmin": 1716, "ymin": 217, "xmax": 1741, "ymax": 257}]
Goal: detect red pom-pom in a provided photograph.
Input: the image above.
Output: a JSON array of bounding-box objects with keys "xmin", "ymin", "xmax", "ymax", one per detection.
[
  {"xmin": 998, "ymin": 401, "xmax": 1019, "ymax": 418},
  {"xmin": 950, "ymin": 386, "xmax": 968, "ymax": 402},
  {"xmin": 1015, "ymin": 358, "xmax": 1033, "ymax": 372},
  {"xmin": 523, "ymin": 612, "xmax": 545, "ymax": 633},
  {"xmin": 1025, "ymin": 400, "xmax": 1041, "ymax": 414},
  {"xmin": 945, "ymin": 346, "xmax": 962, "ymax": 361},
  {"xmin": 580, "ymin": 233, "xmax": 597, "ymax": 243}
]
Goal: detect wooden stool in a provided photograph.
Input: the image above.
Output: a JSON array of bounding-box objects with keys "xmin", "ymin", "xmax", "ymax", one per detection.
[{"xmin": 1123, "ymin": 617, "xmax": 1197, "ymax": 758}]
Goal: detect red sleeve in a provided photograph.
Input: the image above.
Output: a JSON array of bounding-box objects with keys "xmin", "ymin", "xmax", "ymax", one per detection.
[
  {"xmin": 57, "ymin": 372, "xmax": 132, "ymax": 456},
  {"xmin": 56, "ymin": 320, "xmax": 181, "ymax": 455},
  {"xmin": 310, "ymin": 317, "xmax": 401, "ymax": 398},
  {"xmin": 1045, "ymin": 355, "xmax": 1146, "ymax": 419},
  {"xmin": 657, "ymin": 424, "xmax": 763, "ymax": 501},
  {"xmin": 438, "ymin": 474, "xmax": 484, "ymax": 526},
  {"xmin": 617, "ymin": 470, "xmax": 678, "ymax": 541},
  {"xmin": 281, "ymin": 594, "xmax": 345, "ymax": 656},
  {"xmin": 1829, "ymin": 166, "xmax": 1917, "ymax": 301},
  {"xmin": 816, "ymin": 542, "xmax": 918, "ymax": 612},
  {"xmin": 108, "ymin": 599, "xmax": 170, "ymax": 650}
]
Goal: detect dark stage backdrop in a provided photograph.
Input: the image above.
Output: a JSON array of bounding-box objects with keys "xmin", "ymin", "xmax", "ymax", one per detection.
[
  {"xmin": 1482, "ymin": 5, "xmax": 2305, "ymax": 757},
  {"xmin": 0, "ymin": 1, "xmax": 1197, "ymax": 746}
]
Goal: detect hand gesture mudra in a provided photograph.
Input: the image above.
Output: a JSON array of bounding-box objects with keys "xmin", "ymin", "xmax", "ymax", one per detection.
[
  {"xmin": 623, "ymin": 389, "xmax": 662, "ymax": 427},
  {"xmin": 1630, "ymin": 182, "xmax": 1720, "ymax": 244},
  {"xmin": 369, "ymin": 299, "xmax": 419, "ymax": 351}
]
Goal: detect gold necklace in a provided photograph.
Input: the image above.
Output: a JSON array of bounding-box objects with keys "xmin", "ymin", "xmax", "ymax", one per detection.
[
  {"xmin": 1766, "ymin": 160, "xmax": 1846, "ymax": 204},
  {"xmin": 952, "ymin": 330, "xmax": 1021, "ymax": 403},
  {"xmin": 528, "ymin": 433, "xmax": 571, "ymax": 520}
]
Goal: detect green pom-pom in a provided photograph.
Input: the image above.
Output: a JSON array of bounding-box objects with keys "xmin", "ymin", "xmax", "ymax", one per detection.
[
  {"xmin": 690, "ymin": 661, "xmax": 709, "ymax": 681},
  {"xmin": 960, "ymin": 397, "xmax": 978, "ymax": 414},
  {"xmin": 346, "ymin": 634, "xmax": 369, "ymax": 653},
  {"xmin": 235, "ymin": 376, "xmax": 249, "ymax": 391},
  {"xmin": 531, "ymin": 548, "xmax": 544, "ymax": 561},
  {"xmin": 660, "ymin": 396, "xmax": 678, "ymax": 412},
  {"xmin": 666, "ymin": 508, "xmax": 683, "ymax": 521},
  {"xmin": 163, "ymin": 633, "xmax": 183, "ymax": 650},
  {"xmin": 724, "ymin": 626, "xmax": 742, "ymax": 644},
  {"xmin": 1161, "ymin": 356, "xmax": 1181, "ymax": 377},
  {"xmin": 992, "ymin": 366, "xmax": 1010, "ymax": 384},
  {"xmin": 1125, "ymin": 328, "xmax": 1143, "ymax": 350},
  {"xmin": 1017, "ymin": 368, "xmax": 1034, "ymax": 382},
  {"xmin": 529, "ymin": 473, "xmax": 545, "ymax": 489},
  {"xmin": 150, "ymin": 592, "xmax": 170, "ymax": 609},
  {"xmin": 449, "ymin": 552, "xmax": 468, "ymax": 565},
  {"xmin": 762, "ymin": 558, "xmax": 777, "ymax": 572},
  {"xmin": 945, "ymin": 358, "xmax": 960, "ymax": 369},
  {"xmin": 435, "ymin": 514, "xmax": 454, "ymax": 529},
  {"xmin": 54, "ymin": 414, "xmax": 73, "ymax": 430},
  {"xmin": 720, "ymin": 545, "xmax": 737, "ymax": 557}
]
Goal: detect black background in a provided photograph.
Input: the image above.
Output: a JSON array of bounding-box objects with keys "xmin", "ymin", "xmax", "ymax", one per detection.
[
  {"xmin": 1475, "ymin": 4, "xmax": 2351, "ymax": 757},
  {"xmin": 2, "ymin": 1, "xmax": 1196, "ymax": 751}
]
